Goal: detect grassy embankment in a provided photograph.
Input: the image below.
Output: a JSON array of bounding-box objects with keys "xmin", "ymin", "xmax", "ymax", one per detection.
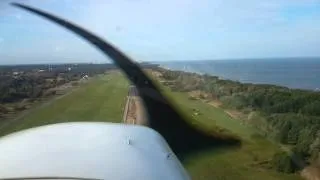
[{"xmin": 0, "ymin": 71, "xmax": 301, "ymax": 180}]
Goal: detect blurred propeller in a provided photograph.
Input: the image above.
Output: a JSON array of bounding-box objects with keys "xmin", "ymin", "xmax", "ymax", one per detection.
[{"xmin": 11, "ymin": 2, "xmax": 240, "ymax": 160}]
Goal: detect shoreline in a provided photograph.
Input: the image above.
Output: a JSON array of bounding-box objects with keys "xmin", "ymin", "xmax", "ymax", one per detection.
[{"xmin": 157, "ymin": 64, "xmax": 320, "ymax": 92}]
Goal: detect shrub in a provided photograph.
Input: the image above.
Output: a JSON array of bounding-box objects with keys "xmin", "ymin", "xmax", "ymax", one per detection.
[{"xmin": 271, "ymin": 152, "xmax": 299, "ymax": 173}]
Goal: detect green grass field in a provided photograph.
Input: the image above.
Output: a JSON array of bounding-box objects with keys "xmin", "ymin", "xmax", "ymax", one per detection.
[
  {"xmin": 0, "ymin": 72, "xmax": 129, "ymax": 136},
  {"xmin": 0, "ymin": 71, "xmax": 302, "ymax": 180}
]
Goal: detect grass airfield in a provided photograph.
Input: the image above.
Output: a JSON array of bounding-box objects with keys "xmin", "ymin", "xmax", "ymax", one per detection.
[{"xmin": 0, "ymin": 71, "xmax": 301, "ymax": 180}]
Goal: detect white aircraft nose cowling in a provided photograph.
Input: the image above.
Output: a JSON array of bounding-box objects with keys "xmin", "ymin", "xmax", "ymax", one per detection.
[{"xmin": 0, "ymin": 122, "xmax": 190, "ymax": 180}]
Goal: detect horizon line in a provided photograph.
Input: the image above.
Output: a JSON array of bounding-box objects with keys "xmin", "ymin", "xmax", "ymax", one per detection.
[{"xmin": 1, "ymin": 56, "xmax": 320, "ymax": 66}]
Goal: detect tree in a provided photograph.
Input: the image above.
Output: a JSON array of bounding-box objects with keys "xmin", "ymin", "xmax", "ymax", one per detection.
[
  {"xmin": 272, "ymin": 152, "xmax": 298, "ymax": 173},
  {"xmin": 309, "ymin": 132, "xmax": 320, "ymax": 162},
  {"xmin": 301, "ymin": 101, "xmax": 320, "ymax": 116}
]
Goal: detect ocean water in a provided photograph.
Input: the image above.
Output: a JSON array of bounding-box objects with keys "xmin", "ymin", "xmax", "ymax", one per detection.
[{"xmin": 157, "ymin": 58, "xmax": 320, "ymax": 90}]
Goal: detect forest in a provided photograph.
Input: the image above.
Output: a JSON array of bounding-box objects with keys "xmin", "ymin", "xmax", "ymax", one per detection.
[{"xmin": 158, "ymin": 68, "xmax": 320, "ymax": 173}]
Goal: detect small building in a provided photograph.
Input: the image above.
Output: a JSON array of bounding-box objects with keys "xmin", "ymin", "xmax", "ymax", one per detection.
[{"xmin": 82, "ymin": 75, "xmax": 89, "ymax": 80}]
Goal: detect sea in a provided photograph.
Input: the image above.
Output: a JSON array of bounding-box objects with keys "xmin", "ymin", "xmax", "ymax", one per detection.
[{"xmin": 157, "ymin": 58, "xmax": 320, "ymax": 91}]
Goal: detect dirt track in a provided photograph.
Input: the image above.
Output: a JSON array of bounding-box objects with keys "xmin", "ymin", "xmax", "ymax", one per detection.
[{"xmin": 123, "ymin": 86, "xmax": 147, "ymax": 125}]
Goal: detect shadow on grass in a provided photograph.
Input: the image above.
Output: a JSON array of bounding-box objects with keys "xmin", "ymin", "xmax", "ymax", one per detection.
[{"xmin": 142, "ymin": 92, "xmax": 242, "ymax": 160}]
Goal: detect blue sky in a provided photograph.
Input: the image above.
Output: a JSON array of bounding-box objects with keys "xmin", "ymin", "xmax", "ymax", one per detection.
[{"xmin": 0, "ymin": 0, "xmax": 320, "ymax": 64}]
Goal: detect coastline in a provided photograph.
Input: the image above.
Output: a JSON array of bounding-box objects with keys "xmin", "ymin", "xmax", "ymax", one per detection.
[
  {"xmin": 152, "ymin": 67, "xmax": 320, "ymax": 179},
  {"xmin": 158, "ymin": 59, "xmax": 320, "ymax": 91}
]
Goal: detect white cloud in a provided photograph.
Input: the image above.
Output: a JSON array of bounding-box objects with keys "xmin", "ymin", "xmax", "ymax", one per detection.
[
  {"xmin": 54, "ymin": 46, "xmax": 63, "ymax": 52},
  {"xmin": 14, "ymin": 14, "xmax": 21, "ymax": 20}
]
